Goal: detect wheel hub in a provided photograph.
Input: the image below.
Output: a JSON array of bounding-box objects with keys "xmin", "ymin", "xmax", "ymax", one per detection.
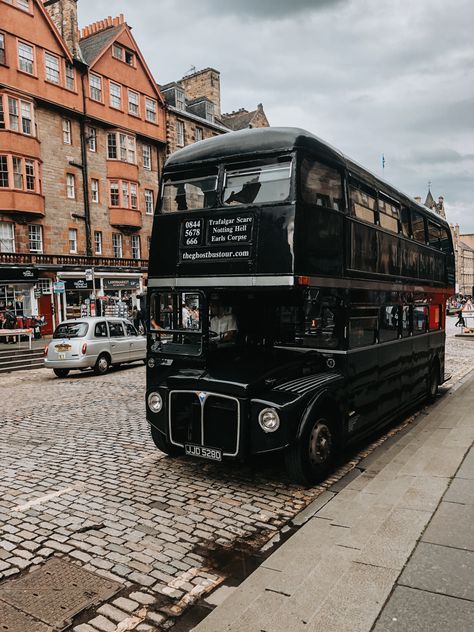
[{"xmin": 309, "ymin": 422, "xmax": 332, "ymax": 465}]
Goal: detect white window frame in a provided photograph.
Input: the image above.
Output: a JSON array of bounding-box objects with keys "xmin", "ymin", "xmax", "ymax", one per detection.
[
  {"xmin": 87, "ymin": 126, "xmax": 96, "ymax": 152},
  {"xmin": 65, "ymin": 61, "xmax": 75, "ymax": 91},
  {"xmin": 28, "ymin": 224, "xmax": 43, "ymax": 253},
  {"xmin": 89, "ymin": 73, "xmax": 102, "ymax": 101},
  {"xmin": 69, "ymin": 228, "xmax": 77, "ymax": 253},
  {"xmin": 112, "ymin": 233, "xmax": 123, "ymax": 258},
  {"xmin": 0, "ymin": 33, "xmax": 6, "ymax": 66},
  {"xmin": 18, "ymin": 41, "xmax": 35, "ymax": 75},
  {"xmin": 109, "ymin": 81, "xmax": 122, "ymax": 110},
  {"xmin": 63, "ymin": 118, "xmax": 71, "ymax": 144},
  {"xmin": 44, "ymin": 51, "xmax": 60, "ymax": 84},
  {"xmin": 0, "ymin": 222, "xmax": 15, "ymax": 253},
  {"xmin": 131, "ymin": 235, "xmax": 141, "ymax": 260},
  {"xmin": 112, "ymin": 44, "xmax": 123, "ymax": 60},
  {"xmin": 176, "ymin": 120, "xmax": 185, "ymax": 147},
  {"xmin": 145, "ymin": 97, "xmax": 157, "ymax": 122},
  {"xmin": 91, "ymin": 178, "xmax": 99, "ymax": 203},
  {"xmin": 94, "ymin": 230, "xmax": 102, "ymax": 255},
  {"xmin": 128, "ymin": 89, "xmax": 139, "ymax": 116},
  {"xmin": 145, "ymin": 189, "xmax": 154, "ymax": 215},
  {"xmin": 176, "ymin": 89, "xmax": 185, "ymax": 111},
  {"xmin": 195, "ymin": 126, "xmax": 203, "ymax": 142},
  {"xmin": 143, "ymin": 144, "xmax": 151, "ymax": 170},
  {"xmin": 66, "ymin": 173, "xmax": 75, "ymax": 199}
]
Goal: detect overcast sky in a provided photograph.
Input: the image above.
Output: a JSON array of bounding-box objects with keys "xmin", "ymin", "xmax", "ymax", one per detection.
[{"xmin": 79, "ymin": 0, "xmax": 474, "ymax": 232}]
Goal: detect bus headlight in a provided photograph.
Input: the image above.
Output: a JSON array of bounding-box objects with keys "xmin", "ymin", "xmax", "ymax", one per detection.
[
  {"xmin": 258, "ymin": 408, "xmax": 280, "ymax": 433},
  {"xmin": 148, "ymin": 392, "xmax": 163, "ymax": 413}
]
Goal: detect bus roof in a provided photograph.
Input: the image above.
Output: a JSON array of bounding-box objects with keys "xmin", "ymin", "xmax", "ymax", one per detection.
[{"xmin": 165, "ymin": 127, "xmax": 449, "ymax": 227}]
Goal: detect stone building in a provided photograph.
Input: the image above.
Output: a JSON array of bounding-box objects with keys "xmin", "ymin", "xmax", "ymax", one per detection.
[
  {"xmin": 450, "ymin": 224, "xmax": 474, "ymax": 296},
  {"xmin": 160, "ymin": 67, "xmax": 270, "ymax": 156},
  {"xmin": 0, "ymin": 0, "xmax": 166, "ymax": 330}
]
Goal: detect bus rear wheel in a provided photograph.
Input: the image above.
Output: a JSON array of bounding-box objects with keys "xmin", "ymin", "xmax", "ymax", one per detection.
[
  {"xmin": 285, "ymin": 416, "xmax": 336, "ymax": 485},
  {"xmin": 150, "ymin": 425, "xmax": 184, "ymax": 457}
]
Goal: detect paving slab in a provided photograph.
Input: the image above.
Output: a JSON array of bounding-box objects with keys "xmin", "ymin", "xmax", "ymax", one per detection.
[
  {"xmin": 444, "ymin": 477, "xmax": 474, "ymax": 505},
  {"xmin": 456, "ymin": 449, "xmax": 474, "ymax": 479},
  {"xmin": 373, "ymin": 585, "xmax": 474, "ymax": 632},
  {"xmin": 399, "ymin": 541, "xmax": 474, "ymax": 601},
  {"xmin": 422, "ymin": 500, "xmax": 474, "ymax": 551}
]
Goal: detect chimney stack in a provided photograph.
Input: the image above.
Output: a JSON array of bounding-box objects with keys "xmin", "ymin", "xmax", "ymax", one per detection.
[{"xmin": 44, "ymin": 0, "xmax": 79, "ymax": 58}]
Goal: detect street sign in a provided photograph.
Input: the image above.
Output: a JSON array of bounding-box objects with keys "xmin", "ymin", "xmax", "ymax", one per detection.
[
  {"xmin": 85, "ymin": 268, "xmax": 93, "ymax": 281},
  {"xmin": 53, "ymin": 281, "xmax": 65, "ymax": 294}
]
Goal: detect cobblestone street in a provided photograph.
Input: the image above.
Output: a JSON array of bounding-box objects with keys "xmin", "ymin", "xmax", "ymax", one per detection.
[{"xmin": 0, "ymin": 321, "xmax": 473, "ymax": 631}]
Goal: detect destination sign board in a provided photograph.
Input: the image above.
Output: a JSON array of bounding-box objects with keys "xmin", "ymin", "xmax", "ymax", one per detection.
[{"xmin": 180, "ymin": 214, "xmax": 254, "ymax": 262}]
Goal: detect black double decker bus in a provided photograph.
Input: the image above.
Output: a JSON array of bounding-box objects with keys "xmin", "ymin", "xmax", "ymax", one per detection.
[{"xmin": 146, "ymin": 128, "xmax": 455, "ymax": 484}]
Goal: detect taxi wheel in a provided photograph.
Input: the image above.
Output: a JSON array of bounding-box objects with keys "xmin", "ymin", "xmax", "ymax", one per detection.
[
  {"xmin": 53, "ymin": 368, "xmax": 69, "ymax": 378},
  {"xmin": 285, "ymin": 416, "xmax": 336, "ymax": 486},
  {"xmin": 150, "ymin": 425, "xmax": 183, "ymax": 457},
  {"xmin": 94, "ymin": 354, "xmax": 110, "ymax": 375}
]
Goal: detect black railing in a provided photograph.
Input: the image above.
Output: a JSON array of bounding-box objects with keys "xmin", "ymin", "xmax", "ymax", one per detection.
[{"xmin": 0, "ymin": 252, "xmax": 148, "ymax": 270}]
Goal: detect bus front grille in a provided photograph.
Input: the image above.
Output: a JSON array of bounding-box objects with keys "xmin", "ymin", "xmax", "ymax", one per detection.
[{"xmin": 169, "ymin": 391, "xmax": 240, "ymax": 457}]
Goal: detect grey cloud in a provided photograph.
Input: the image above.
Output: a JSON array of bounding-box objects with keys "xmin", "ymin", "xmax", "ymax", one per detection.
[
  {"xmin": 410, "ymin": 149, "xmax": 474, "ymax": 164},
  {"xmin": 199, "ymin": 0, "xmax": 347, "ymax": 19}
]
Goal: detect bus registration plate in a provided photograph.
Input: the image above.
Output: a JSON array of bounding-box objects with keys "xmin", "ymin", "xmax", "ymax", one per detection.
[{"xmin": 185, "ymin": 444, "xmax": 222, "ymax": 462}]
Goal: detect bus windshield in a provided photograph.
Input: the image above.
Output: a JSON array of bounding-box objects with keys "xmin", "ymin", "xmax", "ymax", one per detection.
[
  {"xmin": 162, "ymin": 173, "xmax": 218, "ymax": 212},
  {"xmin": 224, "ymin": 161, "xmax": 292, "ymax": 206}
]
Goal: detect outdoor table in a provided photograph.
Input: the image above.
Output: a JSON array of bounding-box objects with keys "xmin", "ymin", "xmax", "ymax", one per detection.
[{"xmin": 0, "ymin": 329, "xmax": 34, "ymax": 350}]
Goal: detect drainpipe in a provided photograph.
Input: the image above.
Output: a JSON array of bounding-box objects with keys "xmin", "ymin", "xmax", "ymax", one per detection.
[{"xmin": 80, "ymin": 70, "xmax": 92, "ymax": 257}]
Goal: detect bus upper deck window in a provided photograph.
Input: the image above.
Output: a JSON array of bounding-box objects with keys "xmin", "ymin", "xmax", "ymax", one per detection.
[
  {"xmin": 162, "ymin": 173, "xmax": 217, "ymax": 212},
  {"xmin": 223, "ymin": 162, "xmax": 292, "ymax": 207},
  {"xmin": 350, "ymin": 187, "xmax": 376, "ymax": 224},
  {"xmin": 412, "ymin": 211, "xmax": 427, "ymax": 244},
  {"xmin": 378, "ymin": 199, "xmax": 399, "ymax": 233},
  {"xmin": 301, "ymin": 159, "xmax": 343, "ymax": 210}
]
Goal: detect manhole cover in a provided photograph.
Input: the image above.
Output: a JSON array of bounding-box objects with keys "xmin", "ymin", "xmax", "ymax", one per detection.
[
  {"xmin": 0, "ymin": 601, "xmax": 51, "ymax": 632},
  {"xmin": 0, "ymin": 557, "xmax": 122, "ymax": 629}
]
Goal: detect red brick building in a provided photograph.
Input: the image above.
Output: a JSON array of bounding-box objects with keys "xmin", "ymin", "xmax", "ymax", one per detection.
[{"xmin": 0, "ymin": 0, "xmax": 166, "ymax": 330}]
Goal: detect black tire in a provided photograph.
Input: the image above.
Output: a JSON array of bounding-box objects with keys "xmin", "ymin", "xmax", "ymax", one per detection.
[
  {"xmin": 427, "ymin": 362, "xmax": 439, "ymax": 403},
  {"xmin": 94, "ymin": 354, "xmax": 110, "ymax": 375},
  {"xmin": 150, "ymin": 424, "xmax": 183, "ymax": 457},
  {"xmin": 53, "ymin": 368, "xmax": 70, "ymax": 378},
  {"xmin": 285, "ymin": 416, "xmax": 336, "ymax": 485}
]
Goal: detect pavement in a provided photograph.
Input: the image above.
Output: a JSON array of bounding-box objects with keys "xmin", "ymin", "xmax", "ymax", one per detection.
[{"xmin": 193, "ymin": 369, "xmax": 474, "ymax": 632}]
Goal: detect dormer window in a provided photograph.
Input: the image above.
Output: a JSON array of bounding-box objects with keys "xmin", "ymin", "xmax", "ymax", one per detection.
[
  {"xmin": 176, "ymin": 89, "xmax": 185, "ymax": 111},
  {"xmin": 125, "ymin": 50, "xmax": 135, "ymax": 66},
  {"xmin": 112, "ymin": 43, "xmax": 135, "ymax": 67},
  {"xmin": 112, "ymin": 44, "xmax": 123, "ymax": 60},
  {"xmin": 205, "ymin": 102, "xmax": 214, "ymax": 123}
]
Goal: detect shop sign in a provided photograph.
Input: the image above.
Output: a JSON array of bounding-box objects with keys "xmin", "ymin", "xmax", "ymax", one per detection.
[
  {"xmin": 85, "ymin": 268, "xmax": 94, "ymax": 281},
  {"xmin": 34, "ymin": 288, "xmax": 42, "ymax": 299},
  {"xmin": 53, "ymin": 281, "xmax": 65, "ymax": 293},
  {"xmin": 103, "ymin": 278, "xmax": 140, "ymax": 291},
  {"xmin": 64, "ymin": 279, "xmax": 100, "ymax": 291},
  {"xmin": 0, "ymin": 267, "xmax": 38, "ymax": 282}
]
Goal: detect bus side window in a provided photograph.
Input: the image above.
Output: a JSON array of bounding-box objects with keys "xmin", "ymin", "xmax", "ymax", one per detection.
[
  {"xmin": 379, "ymin": 306, "xmax": 399, "ymax": 342},
  {"xmin": 400, "ymin": 207, "xmax": 411, "ymax": 237},
  {"xmin": 301, "ymin": 159, "xmax": 343, "ymax": 211},
  {"xmin": 349, "ymin": 308, "xmax": 378, "ymax": 348},
  {"xmin": 350, "ymin": 187, "xmax": 376, "ymax": 224},
  {"xmin": 401, "ymin": 306, "xmax": 411, "ymax": 337},
  {"xmin": 427, "ymin": 220, "xmax": 442, "ymax": 249},
  {"xmin": 412, "ymin": 211, "xmax": 427, "ymax": 244},
  {"xmin": 413, "ymin": 305, "xmax": 428, "ymax": 334},
  {"xmin": 378, "ymin": 199, "xmax": 400, "ymax": 234}
]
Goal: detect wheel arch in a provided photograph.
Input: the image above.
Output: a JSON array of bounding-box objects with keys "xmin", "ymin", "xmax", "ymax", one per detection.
[{"xmin": 296, "ymin": 389, "xmax": 344, "ymax": 444}]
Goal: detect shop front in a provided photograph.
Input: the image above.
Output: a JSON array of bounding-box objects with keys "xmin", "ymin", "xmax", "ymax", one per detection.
[{"xmin": 0, "ymin": 267, "xmax": 37, "ymax": 319}]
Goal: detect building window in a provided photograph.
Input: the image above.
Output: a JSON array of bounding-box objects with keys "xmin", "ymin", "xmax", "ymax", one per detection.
[
  {"xmin": 176, "ymin": 120, "xmax": 185, "ymax": 147},
  {"xmin": 145, "ymin": 97, "xmax": 157, "ymax": 122},
  {"xmin": 125, "ymin": 50, "xmax": 135, "ymax": 66},
  {"xmin": 44, "ymin": 52, "xmax": 60, "ymax": 84},
  {"xmin": 0, "ymin": 99, "xmax": 3, "ymax": 130},
  {"xmin": 18, "ymin": 41, "xmax": 34, "ymax": 74},
  {"xmin": 94, "ymin": 231, "xmax": 102, "ymax": 255},
  {"xmin": 16, "ymin": 0, "xmax": 31, "ymax": 11},
  {"xmin": 28, "ymin": 224, "xmax": 43, "ymax": 252},
  {"xmin": 205, "ymin": 102, "xmax": 214, "ymax": 123},
  {"xmin": 128, "ymin": 90, "xmax": 139, "ymax": 116},
  {"xmin": 63, "ymin": 119, "xmax": 71, "ymax": 144},
  {"xmin": 65, "ymin": 61, "xmax": 75, "ymax": 90},
  {"xmin": 195, "ymin": 127, "xmax": 203, "ymax": 142},
  {"xmin": 0, "ymin": 155, "xmax": 9, "ymax": 187},
  {"xmin": 107, "ymin": 132, "xmax": 136, "ymax": 163},
  {"xmin": 110, "ymin": 181, "xmax": 119, "ymax": 206},
  {"xmin": 109, "ymin": 179, "xmax": 139, "ymax": 209},
  {"xmin": 25, "ymin": 159, "xmax": 35, "ymax": 190},
  {"xmin": 91, "ymin": 178, "xmax": 99, "ymax": 203},
  {"xmin": 0, "ymin": 222, "xmax": 15, "ymax": 253},
  {"xmin": 176, "ymin": 89, "xmax": 185, "ymax": 111},
  {"xmin": 8, "ymin": 97, "xmax": 19, "ymax": 131},
  {"xmin": 37, "ymin": 278, "xmax": 52, "ymax": 294},
  {"xmin": 87, "ymin": 126, "xmax": 96, "ymax": 151},
  {"xmin": 112, "ymin": 233, "xmax": 123, "ymax": 258},
  {"xmin": 89, "ymin": 73, "xmax": 102, "ymax": 101},
  {"xmin": 0, "ymin": 33, "xmax": 5, "ymax": 66},
  {"xmin": 12, "ymin": 156, "xmax": 22, "ymax": 188},
  {"xmin": 145, "ymin": 189, "xmax": 154, "ymax": 214},
  {"xmin": 69, "ymin": 228, "xmax": 77, "ymax": 253},
  {"xmin": 143, "ymin": 144, "xmax": 151, "ymax": 170},
  {"xmin": 131, "ymin": 235, "xmax": 140, "ymax": 259},
  {"xmin": 20, "ymin": 101, "xmax": 32, "ymax": 134},
  {"xmin": 66, "ymin": 173, "xmax": 75, "ymax": 199},
  {"xmin": 109, "ymin": 81, "xmax": 122, "ymax": 109},
  {"xmin": 112, "ymin": 44, "xmax": 123, "ymax": 60}
]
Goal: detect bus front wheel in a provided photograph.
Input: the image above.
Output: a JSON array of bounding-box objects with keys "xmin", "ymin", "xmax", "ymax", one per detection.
[
  {"xmin": 150, "ymin": 425, "xmax": 184, "ymax": 457},
  {"xmin": 285, "ymin": 416, "xmax": 336, "ymax": 485}
]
